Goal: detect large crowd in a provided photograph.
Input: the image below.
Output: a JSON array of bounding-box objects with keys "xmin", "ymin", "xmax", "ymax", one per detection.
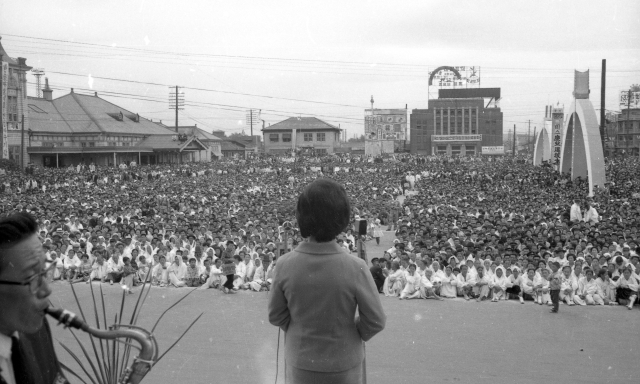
[{"xmin": 1, "ymin": 153, "xmax": 639, "ymax": 311}]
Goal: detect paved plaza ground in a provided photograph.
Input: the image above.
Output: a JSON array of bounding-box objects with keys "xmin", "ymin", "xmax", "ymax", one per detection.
[{"xmin": 49, "ymin": 229, "xmax": 640, "ymax": 384}]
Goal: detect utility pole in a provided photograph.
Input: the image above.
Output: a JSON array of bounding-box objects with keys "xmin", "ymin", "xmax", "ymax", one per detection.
[
  {"xmin": 600, "ymin": 59, "xmax": 606, "ymax": 155},
  {"xmin": 0, "ymin": 51, "xmax": 4, "ymax": 160},
  {"xmin": 532, "ymin": 126, "xmax": 537, "ymax": 156},
  {"xmin": 512, "ymin": 125, "xmax": 516, "ymax": 156},
  {"xmin": 169, "ymin": 86, "xmax": 184, "ymax": 133},
  {"xmin": 627, "ymin": 89, "xmax": 632, "ymax": 130},
  {"xmin": 528, "ymin": 120, "xmax": 531, "ymax": 155},
  {"xmin": 175, "ymin": 85, "xmax": 178, "ymax": 132},
  {"xmin": 20, "ymin": 115, "xmax": 25, "ymax": 170}
]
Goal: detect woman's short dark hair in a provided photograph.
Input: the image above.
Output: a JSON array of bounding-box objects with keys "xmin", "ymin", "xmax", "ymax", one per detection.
[{"xmin": 296, "ymin": 179, "xmax": 350, "ymax": 242}]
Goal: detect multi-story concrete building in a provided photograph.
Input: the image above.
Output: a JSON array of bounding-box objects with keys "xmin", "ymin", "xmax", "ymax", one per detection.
[
  {"xmin": 410, "ymin": 88, "xmax": 503, "ymax": 155},
  {"xmin": 364, "ymin": 108, "xmax": 408, "ymax": 155},
  {"xmin": 262, "ymin": 117, "xmax": 341, "ymax": 155},
  {"xmin": 613, "ymin": 107, "xmax": 640, "ymax": 156},
  {"xmin": 1, "ymin": 38, "xmax": 31, "ymax": 165}
]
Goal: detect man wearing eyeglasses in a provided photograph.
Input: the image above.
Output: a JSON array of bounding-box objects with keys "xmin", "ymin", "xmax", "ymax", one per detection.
[{"xmin": 0, "ymin": 213, "xmax": 68, "ymax": 384}]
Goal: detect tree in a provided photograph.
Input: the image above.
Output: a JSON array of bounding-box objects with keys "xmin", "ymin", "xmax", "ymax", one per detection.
[
  {"xmin": 630, "ymin": 84, "xmax": 640, "ymax": 92},
  {"xmin": 226, "ymin": 132, "xmax": 249, "ymax": 140},
  {"xmin": 347, "ymin": 134, "xmax": 365, "ymax": 143}
]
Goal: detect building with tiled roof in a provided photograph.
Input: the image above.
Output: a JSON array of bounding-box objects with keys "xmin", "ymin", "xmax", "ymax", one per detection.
[
  {"xmin": 1, "ymin": 39, "xmax": 219, "ymax": 168},
  {"xmin": 169, "ymin": 124, "xmax": 223, "ymax": 160},
  {"xmin": 262, "ymin": 117, "xmax": 342, "ymax": 155},
  {"xmin": 26, "ymin": 84, "xmax": 209, "ymax": 167}
]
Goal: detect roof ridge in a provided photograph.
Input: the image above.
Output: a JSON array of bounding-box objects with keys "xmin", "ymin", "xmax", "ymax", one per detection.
[
  {"xmin": 69, "ymin": 92, "xmax": 106, "ymax": 133},
  {"xmin": 48, "ymin": 96, "xmax": 75, "ymax": 133}
]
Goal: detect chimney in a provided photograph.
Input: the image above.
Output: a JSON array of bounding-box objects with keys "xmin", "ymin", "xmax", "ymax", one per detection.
[
  {"xmin": 94, "ymin": 91, "xmax": 98, "ymax": 96},
  {"xmin": 71, "ymin": 88, "xmax": 74, "ymax": 93},
  {"xmin": 42, "ymin": 78, "xmax": 53, "ymax": 101}
]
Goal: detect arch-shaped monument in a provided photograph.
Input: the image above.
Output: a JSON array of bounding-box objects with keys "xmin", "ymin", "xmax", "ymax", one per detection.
[
  {"xmin": 558, "ymin": 70, "xmax": 605, "ymax": 196},
  {"xmin": 533, "ymin": 125, "xmax": 552, "ymax": 165}
]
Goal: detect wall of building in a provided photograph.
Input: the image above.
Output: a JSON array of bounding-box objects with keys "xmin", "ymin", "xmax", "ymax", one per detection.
[
  {"xmin": 410, "ymin": 98, "xmax": 503, "ymax": 155},
  {"xmin": 264, "ymin": 129, "xmax": 340, "ymax": 154},
  {"xmin": 613, "ymin": 108, "xmax": 640, "ymax": 156},
  {"xmin": 4, "ymin": 61, "xmax": 29, "ymax": 166}
]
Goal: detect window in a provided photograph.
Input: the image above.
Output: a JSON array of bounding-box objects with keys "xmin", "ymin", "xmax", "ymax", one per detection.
[
  {"xmin": 81, "ymin": 142, "xmax": 87, "ymax": 147},
  {"xmin": 269, "ymin": 134, "xmax": 279, "ymax": 142},
  {"xmin": 8, "ymin": 146, "xmax": 20, "ymax": 163},
  {"xmin": 316, "ymin": 148, "xmax": 327, "ymax": 155},
  {"xmin": 89, "ymin": 142, "xmax": 96, "ymax": 147},
  {"xmin": 108, "ymin": 141, "xmax": 117, "ymax": 146},
  {"xmin": 304, "ymin": 133, "xmax": 313, "ymax": 142},
  {"xmin": 317, "ymin": 133, "xmax": 325, "ymax": 142},
  {"xmin": 282, "ymin": 133, "xmax": 292, "ymax": 142}
]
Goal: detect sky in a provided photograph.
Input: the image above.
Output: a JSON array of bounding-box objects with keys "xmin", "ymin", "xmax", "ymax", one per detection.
[{"xmin": 0, "ymin": 0, "xmax": 639, "ymax": 138}]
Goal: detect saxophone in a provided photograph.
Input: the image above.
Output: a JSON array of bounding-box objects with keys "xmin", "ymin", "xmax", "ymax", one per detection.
[{"xmin": 46, "ymin": 307, "xmax": 159, "ymax": 384}]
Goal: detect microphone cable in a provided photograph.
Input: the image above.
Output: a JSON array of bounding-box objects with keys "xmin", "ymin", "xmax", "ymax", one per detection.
[{"xmin": 275, "ymin": 327, "xmax": 281, "ymax": 384}]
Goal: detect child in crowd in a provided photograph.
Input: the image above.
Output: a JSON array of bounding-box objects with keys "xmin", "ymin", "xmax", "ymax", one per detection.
[
  {"xmin": 121, "ymin": 257, "xmax": 135, "ymax": 294},
  {"xmin": 185, "ymin": 258, "xmax": 201, "ymax": 287},
  {"xmin": 548, "ymin": 261, "xmax": 561, "ymax": 313}
]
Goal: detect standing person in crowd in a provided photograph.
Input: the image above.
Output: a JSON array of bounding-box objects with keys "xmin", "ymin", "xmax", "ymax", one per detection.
[{"xmin": 548, "ymin": 262, "xmax": 562, "ymax": 313}]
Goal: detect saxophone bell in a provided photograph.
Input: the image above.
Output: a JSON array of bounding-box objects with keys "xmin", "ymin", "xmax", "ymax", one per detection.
[{"xmin": 46, "ymin": 306, "xmax": 158, "ymax": 384}]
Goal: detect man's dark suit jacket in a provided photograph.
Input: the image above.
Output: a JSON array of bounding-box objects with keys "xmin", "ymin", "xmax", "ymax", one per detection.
[
  {"xmin": 369, "ymin": 265, "xmax": 385, "ymax": 292},
  {"xmin": 15, "ymin": 319, "xmax": 68, "ymax": 384}
]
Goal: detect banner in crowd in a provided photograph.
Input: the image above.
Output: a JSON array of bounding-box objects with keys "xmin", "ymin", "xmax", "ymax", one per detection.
[
  {"xmin": 432, "ymin": 134, "xmax": 482, "ymax": 142},
  {"xmin": 1, "ymin": 62, "xmax": 8, "ymax": 159},
  {"xmin": 619, "ymin": 91, "xmax": 640, "ymax": 109},
  {"xmin": 481, "ymin": 146, "xmax": 504, "ymax": 155}
]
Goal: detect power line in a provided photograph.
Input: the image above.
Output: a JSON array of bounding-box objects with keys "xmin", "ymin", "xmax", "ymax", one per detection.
[
  {"xmin": 5, "ymin": 33, "xmax": 640, "ymax": 73},
  {"xmin": 46, "ymin": 70, "xmax": 367, "ymax": 109}
]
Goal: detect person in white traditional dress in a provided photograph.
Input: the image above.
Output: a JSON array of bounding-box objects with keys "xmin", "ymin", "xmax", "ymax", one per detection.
[
  {"xmin": 372, "ymin": 219, "xmax": 383, "ymax": 245},
  {"xmin": 152, "ymin": 255, "xmax": 170, "ymax": 287},
  {"xmin": 570, "ymin": 200, "xmax": 583, "ymax": 222},
  {"xmin": 534, "ymin": 268, "xmax": 551, "ymax": 305},
  {"xmin": 420, "ymin": 268, "xmax": 444, "ymax": 300},
  {"xmin": 90, "ymin": 255, "xmax": 109, "ymax": 282},
  {"xmin": 383, "ymin": 261, "xmax": 405, "ymax": 297},
  {"xmin": 457, "ymin": 265, "xmax": 475, "ymax": 300},
  {"xmin": 559, "ymin": 266, "xmax": 577, "ymax": 306},
  {"xmin": 576, "ymin": 269, "xmax": 604, "ymax": 305},
  {"xmin": 399, "ymin": 264, "xmax": 421, "ymax": 299},
  {"xmin": 168, "ymin": 256, "xmax": 187, "ymax": 287},
  {"xmin": 248, "ymin": 255, "xmax": 274, "ymax": 291},
  {"xmin": 201, "ymin": 259, "xmax": 225, "ymax": 289},
  {"xmin": 473, "ymin": 266, "xmax": 491, "ymax": 302},
  {"xmin": 490, "ymin": 267, "xmax": 508, "ymax": 302},
  {"xmin": 439, "ymin": 265, "xmax": 458, "ymax": 298}
]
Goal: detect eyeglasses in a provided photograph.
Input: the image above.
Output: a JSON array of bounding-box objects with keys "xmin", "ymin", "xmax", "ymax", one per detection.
[{"xmin": 0, "ymin": 263, "xmax": 56, "ymax": 295}]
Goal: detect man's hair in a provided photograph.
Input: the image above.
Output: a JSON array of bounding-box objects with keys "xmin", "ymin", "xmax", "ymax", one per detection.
[
  {"xmin": 0, "ymin": 212, "xmax": 38, "ymax": 250},
  {"xmin": 296, "ymin": 179, "xmax": 350, "ymax": 242},
  {"xmin": 0, "ymin": 213, "xmax": 39, "ymax": 273}
]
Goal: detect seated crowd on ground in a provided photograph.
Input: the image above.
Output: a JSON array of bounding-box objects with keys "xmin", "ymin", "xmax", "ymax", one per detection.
[
  {"xmin": 369, "ymin": 156, "xmax": 640, "ymax": 310},
  {"xmin": 0, "ymin": 154, "xmax": 639, "ymax": 308}
]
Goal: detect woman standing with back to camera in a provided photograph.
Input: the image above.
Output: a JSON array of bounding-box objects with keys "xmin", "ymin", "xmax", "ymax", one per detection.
[{"xmin": 268, "ymin": 179, "xmax": 386, "ymax": 384}]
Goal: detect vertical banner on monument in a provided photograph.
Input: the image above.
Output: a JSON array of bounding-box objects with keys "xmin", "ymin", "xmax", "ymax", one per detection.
[
  {"xmin": 552, "ymin": 118, "xmax": 562, "ymax": 169},
  {"xmin": 1, "ymin": 62, "xmax": 9, "ymax": 159}
]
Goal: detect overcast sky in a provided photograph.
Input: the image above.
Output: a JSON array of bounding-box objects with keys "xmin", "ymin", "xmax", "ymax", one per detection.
[{"xmin": 1, "ymin": 0, "xmax": 638, "ymax": 138}]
